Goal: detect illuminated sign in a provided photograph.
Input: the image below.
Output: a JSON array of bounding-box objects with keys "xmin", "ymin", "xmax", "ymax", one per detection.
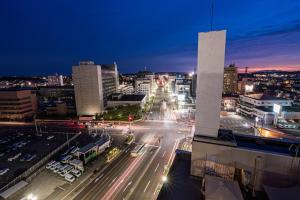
[{"xmin": 273, "ymin": 104, "xmax": 281, "ymax": 114}]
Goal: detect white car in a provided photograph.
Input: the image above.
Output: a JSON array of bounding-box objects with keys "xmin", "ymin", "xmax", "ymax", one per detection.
[
  {"xmin": 54, "ymin": 164, "xmax": 64, "ymax": 173},
  {"xmin": 70, "ymin": 147, "xmax": 79, "ymax": 154},
  {"xmin": 58, "ymin": 165, "xmax": 69, "ymax": 175},
  {"xmin": 60, "ymin": 166, "xmax": 74, "ymax": 177},
  {"xmin": 65, "ymin": 173, "xmax": 76, "ymax": 183},
  {"xmin": 50, "ymin": 162, "xmax": 60, "ymax": 170},
  {"xmin": 61, "ymin": 155, "xmax": 73, "ymax": 164},
  {"xmin": 46, "ymin": 160, "xmax": 56, "ymax": 169},
  {"xmin": 70, "ymin": 169, "xmax": 82, "ymax": 178},
  {"xmin": 0, "ymin": 168, "xmax": 9, "ymax": 175}
]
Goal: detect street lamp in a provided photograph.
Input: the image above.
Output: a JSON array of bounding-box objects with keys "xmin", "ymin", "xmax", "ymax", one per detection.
[
  {"xmin": 27, "ymin": 193, "xmax": 38, "ymax": 200},
  {"xmin": 162, "ymin": 175, "xmax": 168, "ymax": 183}
]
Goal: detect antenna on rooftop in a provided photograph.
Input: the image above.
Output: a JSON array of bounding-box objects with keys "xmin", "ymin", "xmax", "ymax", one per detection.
[{"xmin": 210, "ymin": 0, "xmax": 215, "ymax": 31}]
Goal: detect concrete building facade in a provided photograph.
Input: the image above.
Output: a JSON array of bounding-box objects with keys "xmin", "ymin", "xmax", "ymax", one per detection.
[
  {"xmin": 72, "ymin": 61, "xmax": 118, "ymax": 116},
  {"xmin": 195, "ymin": 30, "xmax": 227, "ymax": 137},
  {"xmin": 0, "ymin": 88, "xmax": 37, "ymax": 120}
]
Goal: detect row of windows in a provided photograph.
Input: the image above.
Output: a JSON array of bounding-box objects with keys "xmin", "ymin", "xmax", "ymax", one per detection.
[
  {"xmin": 0, "ymin": 104, "xmax": 32, "ymax": 110},
  {"xmin": 0, "ymin": 109, "xmax": 33, "ymax": 114},
  {"xmin": 0, "ymin": 101, "xmax": 31, "ymax": 105},
  {"xmin": 0, "ymin": 96, "xmax": 31, "ymax": 101}
]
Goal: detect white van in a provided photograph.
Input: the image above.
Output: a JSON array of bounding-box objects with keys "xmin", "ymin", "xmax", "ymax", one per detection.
[
  {"xmin": 53, "ymin": 164, "xmax": 64, "ymax": 173},
  {"xmin": 60, "ymin": 165, "xmax": 74, "ymax": 177},
  {"xmin": 58, "ymin": 165, "xmax": 69, "ymax": 175},
  {"xmin": 61, "ymin": 155, "xmax": 73, "ymax": 164},
  {"xmin": 70, "ymin": 169, "xmax": 82, "ymax": 178},
  {"xmin": 50, "ymin": 162, "xmax": 60, "ymax": 170},
  {"xmin": 65, "ymin": 174, "xmax": 75, "ymax": 183},
  {"xmin": 46, "ymin": 160, "xmax": 56, "ymax": 169}
]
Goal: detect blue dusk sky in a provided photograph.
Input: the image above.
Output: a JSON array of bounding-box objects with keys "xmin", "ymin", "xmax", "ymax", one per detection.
[{"xmin": 0, "ymin": 0, "xmax": 300, "ymax": 75}]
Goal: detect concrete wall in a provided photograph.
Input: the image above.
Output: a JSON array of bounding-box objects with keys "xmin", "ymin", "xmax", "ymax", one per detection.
[
  {"xmin": 195, "ymin": 30, "xmax": 226, "ymax": 137},
  {"xmin": 73, "ymin": 65, "xmax": 104, "ymax": 116},
  {"xmin": 191, "ymin": 140, "xmax": 300, "ymax": 190}
]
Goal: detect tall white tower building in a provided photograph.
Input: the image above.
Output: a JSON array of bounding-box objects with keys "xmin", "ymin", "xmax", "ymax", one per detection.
[{"xmin": 195, "ymin": 30, "xmax": 226, "ymax": 137}]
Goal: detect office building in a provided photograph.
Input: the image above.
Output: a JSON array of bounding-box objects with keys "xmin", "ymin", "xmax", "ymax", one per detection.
[
  {"xmin": 223, "ymin": 65, "xmax": 238, "ymax": 94},
  {"xmin": 72, "ymin": 61, "xmax": 118, "ymax": 116},
  {"xmin": 0, "ymin": 88, "xmax": 37, "ymax": 120},
  {"xmin": 47, "ymin": 74, "xmax": 64, "ymax": 86},
  {"xmin": 175, "ymin": 79, "xmax": 192, "ymax": 97},
  {"xmin": 107, "ymin": 93, "xmax": 146, "ymax": 108},
  {"xmin": 237, "ymin": 93, "xmax": 294, "ymax": 124},
  {"xmin": 135, "ymin": 78, "xmax": 152, "ymax": 99}
]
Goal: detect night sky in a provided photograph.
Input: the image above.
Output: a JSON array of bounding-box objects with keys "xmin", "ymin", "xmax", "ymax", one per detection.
[{"xmin": 1, "ymin": 0, "xmax": 300, "ymax": 75}]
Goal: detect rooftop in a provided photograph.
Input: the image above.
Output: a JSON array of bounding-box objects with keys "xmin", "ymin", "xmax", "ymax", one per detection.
[
  {"xmin": 109, "ymin": 94, "xmax": 146, "ymax": 101},
  {"xmin": 244, "ymin": 93, "xmax": 288, "ymax": 101},
  {"xmin": 0, "ymin": 87, "xmax": 33, "ymax": 92}
]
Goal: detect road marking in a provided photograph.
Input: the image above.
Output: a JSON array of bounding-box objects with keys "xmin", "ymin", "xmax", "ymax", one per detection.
[
  {"xmin": 123, "ymin": 181, "xmax": 132, "ymax": 192},
  {"xmin": 94, "ymin": 173, "xmax": 104, "ymax": 183},
  {"xmin": 144, "ymin": 180, "xmax": 151, "ymax": 193},
  {"xmin": 154, "ymin": 163, "xmax": 160, "ymax": 172},
  {"xmin": 162, "ymin": 151, "xmax": 166, "ymax": 157},
  {"xmin": 154, "ymin": 184, "xmax": 160, "ymax": 195},
  {"xmin": 108, "ymin": 177, "xmax": 117, "ymax": 186},
  {"xmin": 58, "ymin": 186, "xmax": 66, "ymax": 191}
]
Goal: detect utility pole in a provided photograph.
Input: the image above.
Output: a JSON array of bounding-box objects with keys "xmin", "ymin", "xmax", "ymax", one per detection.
[
  {"xmin": 210, "ymin": 0, "xmax": 214, "ymax": 31},
  {"xmin": 34, "ymin": 114, "xmax": 39, "ymax": 136}
]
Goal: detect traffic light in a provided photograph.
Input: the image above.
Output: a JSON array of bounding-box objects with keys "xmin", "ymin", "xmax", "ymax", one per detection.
[{"xmin": 128, "ymin": 115, "xmax": 134, "ymax": 121}]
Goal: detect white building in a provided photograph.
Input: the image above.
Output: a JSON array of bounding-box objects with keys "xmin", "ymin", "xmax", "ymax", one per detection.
[
  {"xmin": 237, "ymin": 93, "xmax": 294, "ymax": 124},
  {"xmin": 48, "ymin": 74, "xmax": 63, "ymax": 86},
  {"xmin": 135, "ymin": 78, "xmax": 152, "ymax": 99},
  {"xmin": 72, "ymin": 61, "xmax": 118, "ymax": 116}
]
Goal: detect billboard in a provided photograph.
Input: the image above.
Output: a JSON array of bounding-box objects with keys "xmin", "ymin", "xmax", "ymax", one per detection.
[{"xmin": 273, "ymin": 104, "xmax": 281, "ymax": 114}]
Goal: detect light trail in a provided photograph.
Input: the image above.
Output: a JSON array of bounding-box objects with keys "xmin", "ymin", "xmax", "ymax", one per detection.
[{"xmin": 100, "ymin": 153, "xmax": 144, "ymax": 200}]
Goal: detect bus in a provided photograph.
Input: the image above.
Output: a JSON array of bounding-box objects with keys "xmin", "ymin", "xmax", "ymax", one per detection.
[{"xmin": 130, "ymin": 144, "xmax": 145, "ymax": 157}]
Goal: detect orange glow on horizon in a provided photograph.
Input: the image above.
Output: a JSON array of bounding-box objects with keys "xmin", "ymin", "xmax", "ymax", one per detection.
[{"xmin": 237, "ymin": 65, "xmax": 300, "ymax": 73}]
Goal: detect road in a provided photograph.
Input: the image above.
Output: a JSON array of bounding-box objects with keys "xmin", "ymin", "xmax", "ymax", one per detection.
[{"xmin": 72, "ymin": 86, "xmax": 187, "ymax": 200}]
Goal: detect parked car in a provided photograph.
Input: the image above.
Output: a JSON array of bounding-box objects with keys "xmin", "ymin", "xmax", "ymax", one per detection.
[
  {"xmin": 61, "ymin": 155, "xmax": 73, "ymax": 164},
  {"xmin": 54, "ymin": 164, "xmax": 64, "ymax": 173},
  {"xmin": 70, "ymin": 169, "xmax": 82, "ymax": 178},
  {"xmin": 46, "ymin": 160, "xmax": 56, "ymax": 169},
  {"xmin": 50, "ymin": 162, "xmax": 60, "ymax": 170},
  {"xmin": 60, "ymin": 165, "xmax": 74, "ymax": 177},
  {"xmin": 70, "ymin": 147, "xmax": 79, "ymax": 154},
  {"xmin": 65, "ymin": 173, "xmax": 76, "ymax": 183}
]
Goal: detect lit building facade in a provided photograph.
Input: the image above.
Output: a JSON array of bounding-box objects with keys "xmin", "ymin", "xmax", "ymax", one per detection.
[
  {"xmin": 223, "ymin": 65, "xmax": 238, "ymax": 94},
  {"xmin": 0, "ymin": 88, "xmax": 37, "ymax": 120},
  {"xmin": 72, "ymin": 61, "xmax": 118, "ymax": 116}
]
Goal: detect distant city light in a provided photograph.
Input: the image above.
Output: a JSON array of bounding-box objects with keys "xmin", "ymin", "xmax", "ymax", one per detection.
[{"xmin": 245, "ymin": 84, "xmax": 254, "ymax": 92}]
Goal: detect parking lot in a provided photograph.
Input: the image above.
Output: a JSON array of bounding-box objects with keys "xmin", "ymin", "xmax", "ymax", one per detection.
[
  {"xmin": 220, "ymin": 113, "xmax": 255, "ymax": 135},
  {"xmin": 0, "ymin": 126, "xmax": 76, "ymax": 189},
  {"xmin": 0, "ymin": 124, "xmax": 127, "ymax": 200}
]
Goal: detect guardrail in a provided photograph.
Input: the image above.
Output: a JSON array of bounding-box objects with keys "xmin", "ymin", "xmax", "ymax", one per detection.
[{"xmin": 0, "ymin": 132, "xmax": 81, "ymax": 193}]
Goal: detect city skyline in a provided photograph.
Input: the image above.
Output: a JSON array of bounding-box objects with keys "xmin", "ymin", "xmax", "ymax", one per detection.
[{"xmin": 1, "ymin": 0, "xmax": 300, "ymax": 75}]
